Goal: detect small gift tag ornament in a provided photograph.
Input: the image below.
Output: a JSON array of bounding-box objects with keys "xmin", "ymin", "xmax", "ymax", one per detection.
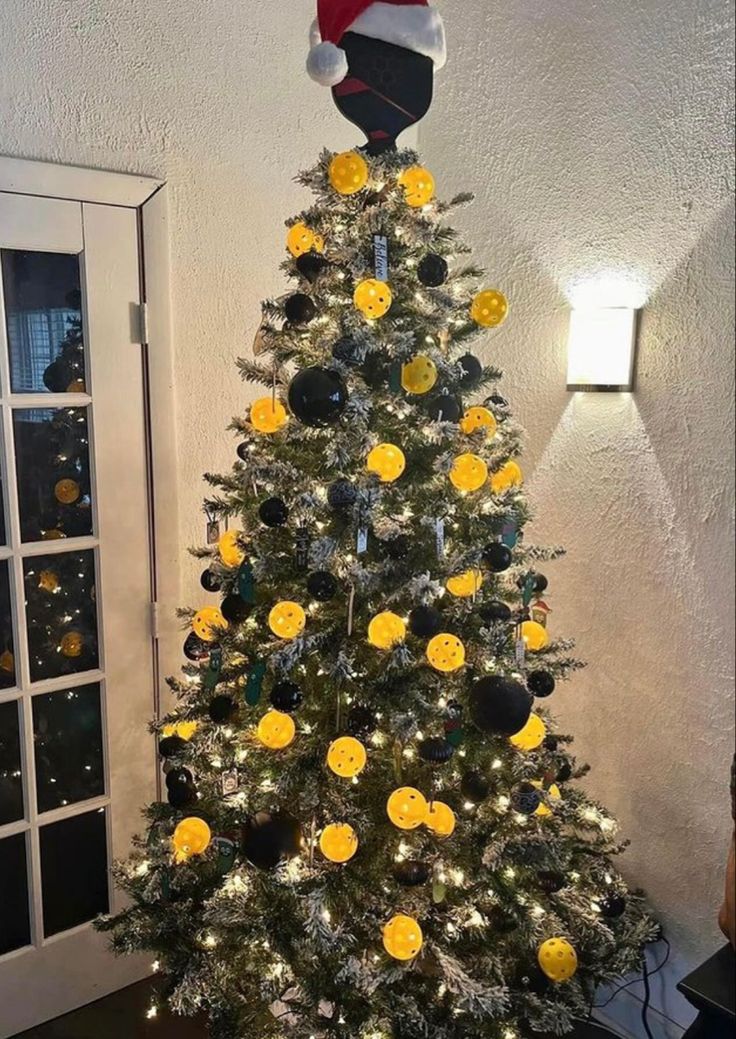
[
  {"xmin": 212, "ymin": 835, "xmax": 237, "ymax": 874},
  {"xmin": 252, "ymin": 319, "xmax": 268, "ymax": 357},
  {"xmin": 515, "ymin": 637, "xmax": 527, "ymax": 668},
  {"xmin": 237, "ymin": 560, "xmax": 255, "ymax": 604},
  {"xmin": 245, "ymin": 661, "xmax": 267, "ymax": 706},
  {"xmin": 373, "ymin": 234, "xmax": 389, "ymax": 281},
  {"xmin": 432, "ymin": 879, "xmax": 448, "ymax": 904},
  {"xmin": 221, "ymin": 771, "xmax": 239, "ymax": 796},
  {"xmin": 356, "ymin": 526, "xmax": 369, "ymax": 555},
  {"xmin": 206, "ymin": 518, "xmax": 221, "ymax": 545},
  {"xmin": 521, "ymin": 573, "xmax": 537, "ymax": 607},
  {"xmin": 435, "ymin": 518, "xmax": 445, "ymax": 559},
  {"xmin": 295, "ymin": 526, "xmax": 310, "ymax": 570},
  {"xmin": 502, "ymin": 519, "xmax": 518, "ymax": 548},
  {"xmin": 203, "ymin": 647, "xmax": 223, "ymax": 693}
]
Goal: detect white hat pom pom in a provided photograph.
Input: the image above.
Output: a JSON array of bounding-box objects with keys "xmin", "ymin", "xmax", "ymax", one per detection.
[{"xmin": 307, "ymin": 41, "xmax": 349, "ymax": 86}]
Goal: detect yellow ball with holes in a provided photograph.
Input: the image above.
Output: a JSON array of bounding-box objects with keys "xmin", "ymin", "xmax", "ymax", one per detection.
[
  {"xmin": 446, "ymin": 569, "xmax": 484, "ymax": 598},
  {"xmin": 39, "ymin": 570, "xmax": 59, "ymax": 593},
  {"xmin": 520, "ymin": 621, "xmax": 549, "ymax": 652},
  {"xmin": 257, "ymin": 710, "xmax": 296, "ymax": 750},
  {"xmin": 401, "ymin": 355, "xmax": 438, "ymax": 395},
  {"xmin": 268, "ymin": 601, "xmax": 306, "ymax": 640},
  {"xmin": 383, "ymin": 914, "xmax": 424, "ymax": 961},
  {"xmin": 327, "ymin": 736, "xmax": 367, "ymax": 778},
  {"xmin": 329, "ymin": 150, "xmax": 369, "ymax": 195},
  {"xmin": 538, "ymin": 938, "xmax": 578, "ymax": 982},
  {"xmin": 387, "ymin": 787, "xmax": 429, "ymax": 830},
  {"xmin": 471, "ymin": 289, "xmax": 509, "ymax": 328},
  {"xmin": 60, "ymin": 632, "xmax": 83, "ymax": 658},
  {"xmin": 192, "ymin": 607, "xmax": 229, "ymax": 642},
  {"xmin": 286, "ymin": 221, "xmax": 324, "ymax": 257},
  {"xmin": 425, "ymin": 801, "xmax": 456, "ymax": 838},
  {"xmin": 460, "ymin": 406, "xmax": 498, "ymax": 437},
  {"xmin": 354, "ymin": 278, "xmax": 393, "ymax": 319},
  {"xmin": 450, "ymin": 453, "xmax": 488, "ymax": 492},
  {"xmin": 319, "ymin": 823, "xmax": 358, "ymax": 863},
  {"xmin": 426, "ymin": 633, "xmax": 466, "ymax": 673},
  {"xmin": 250, "ymin": 397, "xmax": 287, "ymax": 434},
  {"xmin": 172, "ymin": 817, "xmax": 211, "ymax": 863},
  {"xmin": 368, "ymin": 611, "xmax": 407, "ymax": 649},
  {"xmin": 163, "ymin": 720, "xmax": 199, "ymax": 741},
  {"xmin": 491, "ymin": 460, "xmax": 523, "ymax": 494},
  {"xmin": 218, "ymin": 529, "xmax": 245, "ymax": 568},
  {"xmin": 367, "ymin": 443, "xmax": 405, "ymax": 483},
  {"xmin": 533, "ymin": 781, "xmax": 562, "ymax": 817},
  {"xmin": 54, "ymin": 478, "xmax": 80, "ymax": 504},
  {"xmin": 398, "ymin": 166, "xmax": 435, "ymax": 208},
  {"xmin": 509, "ymin": 713, "xmax": 547, "ymax": 751}
]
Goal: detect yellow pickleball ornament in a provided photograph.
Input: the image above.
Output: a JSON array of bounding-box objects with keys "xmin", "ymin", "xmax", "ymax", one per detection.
[
  {"xmin": 286, "ymin": 221, "xmax": 325, "ymax": 257},
  {"xmin": 401, "ymin": 355, "xmax": 437, "ymax": 395},
  {"xmin": 509, "ymin": 713, "xmax": 547, "ymax": 751},
  {"xmin": 320, "ymin": 823, "xmax": 358, "ymax": 863},
  {"xmin": 538, "ymin": 938, "xmax": 578, "ymax": 982},
  {"xmin": 426, "ymin": 633, "xmax": 466, "ymax": 673},
  {"xmin": 449, "ymin": 453, "xmax": 488, "ymax": 492},
  {"xmin": 471, "ymin": 289, "xmax": 509, "ymax": 328},
  {"xmin": 327, "ymin": 736, "xmax": 367, "ymax": 778},
  {"xmin": 446, "ymin": 569, "xmax": 484, "ymax": 598},
  {"xmin": 172, "ymin": 817, "xmax": 211, "ymax": 863},
  {"xmin": 54, "ymin": 478, "xmax": 80, "ymax": 504},
  {"xmin": 387, "ymin": 787, "xmax": 429, "ymax": 830},
  {"xmin": 329, "ymin": 150, "xmax": 369, "ymax": 195},
  {"xmin": 366, "ymin": 443, "xmax": 405, "ymax": 483},
  {"xmin": 425, "ymin": 801, "xmax": 456, "ymax": 838},
  {"xmin": 257, "ymin": 710, "xmax": 296, "ymax": 750},
  {"xmin": 354, "ymin": 278, "xmax": 393, "ymax": 319},
  {"xmin": 520, "ymin": 620, "xmax": 549, "ymax": 652},
  {"xmin": 368, "ymin": 611, "xmax": 407, "ymax": 649},
  {"xmin": 490, "ymin": 460, "xmax": 523, "ymax": 493},
  {"xmin": 460, "ymin": 406, "xmax": 498, "ymax": 437},
  {"xmin": 39, "ymin": 570, "xmax": 59, "ymax": 593},
  {"xmin": 163, "ymin": 720, "xmax": 199, "ymax": 741},
  {"xmin": 398, "ymin": 166, "xmax": 435, "ymax": 208},
  {"xmin": 268, "ymin": 601, "xmax": 306, "ymax": 640},
  {"xmin": 218, "ymin": 529, "xmax": 245, "ymax": 568},
  {"xmin": 383, "ymin": 914, "xmax": 424, "ymax": 961},
  {"xmin": 192, "ymin": 607, "xmax": 229, "ymax": 642},
  {"xmin": 60, "ymin": 631, "xmax": 83, "ymax": 658},
  {"xmin": 533, "ymin": 781, "xmax": 562, "ymax": 817},
  {"xmin": 250, "ymin": 397, "xmax": 287, "ymax": 434}
]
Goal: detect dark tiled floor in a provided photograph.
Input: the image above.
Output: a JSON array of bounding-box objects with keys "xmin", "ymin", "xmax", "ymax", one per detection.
[{"xmin": 13, "ymin": 980, "xmax": 616, "ymax": 1038}]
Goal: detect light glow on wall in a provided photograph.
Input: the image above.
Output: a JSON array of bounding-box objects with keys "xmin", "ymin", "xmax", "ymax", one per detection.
[{"xmin": 566, "ymin": 307, "xmax": 639, "ymax": 392}]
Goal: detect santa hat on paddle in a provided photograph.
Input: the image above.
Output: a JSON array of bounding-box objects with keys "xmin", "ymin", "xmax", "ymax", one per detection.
[{"xmin": 307, "ymin": 0, "xmax": 447, "ymax": 87}]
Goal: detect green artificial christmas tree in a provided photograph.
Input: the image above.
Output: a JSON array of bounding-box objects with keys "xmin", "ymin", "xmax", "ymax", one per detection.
[{"xmin": 102, "ymin": 3, "xmax": 656, "ymax": 1036}]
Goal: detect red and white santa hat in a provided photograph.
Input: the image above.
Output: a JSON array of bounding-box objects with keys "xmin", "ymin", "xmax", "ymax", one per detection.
[{"xmin": 307, "ymin": 0, "xmax": 447, "ymax": 87}]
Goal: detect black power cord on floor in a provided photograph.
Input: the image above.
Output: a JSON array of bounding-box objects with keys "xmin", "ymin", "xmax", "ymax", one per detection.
[{"xmin": 589, "ymin": 936, "xmax": 672, "ymax": 1037}]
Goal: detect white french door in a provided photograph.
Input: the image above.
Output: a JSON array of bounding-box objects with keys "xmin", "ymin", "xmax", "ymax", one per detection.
[{"xmin": 0, "ymin": 193, "xmax": 157, "ymax": 1037}]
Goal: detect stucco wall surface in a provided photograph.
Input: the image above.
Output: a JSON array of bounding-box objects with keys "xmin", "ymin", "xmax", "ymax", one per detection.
[{"xmin": 1, "ymin": 1, "xmax": 734, "ymax": 1034}]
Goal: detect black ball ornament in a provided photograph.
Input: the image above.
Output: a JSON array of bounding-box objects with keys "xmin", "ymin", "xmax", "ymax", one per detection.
[
  {"xmin": 427, "ymin": 394, "xmax": 463, "ymax": 423},
  {"xmin": 43, "ymin": 359, "xmax": 74, "ymax": 393},
  {"xmin": 200, "ymin": 569, "xmax": 223, "ymax": 592},
  {"xmin": 236, "ymin": 442, "xmax": 250, "ymax": 461},
  {"xmin": 512, "ymin": 782, "xmax": 542, "ymax": 815},
  {"xmin": 556, "ymin": 761, "xmax": 573, "ymax": 783},
  {"xmin": 165, "ymin": 767, "xmax": 194, "ymax": 789},
  {"xmin": 418, "ymin": 737, "xmax": 455, "ymax": 764},
  {"xmin": 417, "ymin": 253, "xmax": 449, "ymax": 287},
  {"xmin": 331, "ymin": 337, "xmax": 362, "ymax": 366},
  {"xmin": 527, "ymin": 671, "xmax": 556, "ymax": 698},
  {"xmin": 284, "ymin": 293, "xmax": 317, "ymax": 326},
  {"xmin": 220, "ymin": 594, "xmax": 252, "ymax": 625},
  {"xmin": 408, "ymin": 605, "xmax": 443, "ymax": 638},
  {"xmin": 517, "ymin": 571, "xmax": 548, "ymax": 594},
  {"xmin": 469, "ymin": 676, "xmax": 533, "ymax": 735},
  {"xmin": 241, "ymin": 812, "xmax": 302, "ymax": 870},
  {"xmin": 544, "ymin": 735, "xmax": 559, "ymax": 752},
  {"xmin": 598, "ymin": 893, "xmax": 627, "ymax": 918},
  {"xmin": 458, "ymin": 353, "xmax": 483, "ymax": 387},
  {"xmin": 482, "ymin": 542, "xmax": 513, "ymax": 573},
  {"xmin": 361, "ymin": 350, "xmax": 389, "ymax": 389},
  {"xmin": 460, "ymin": 771, "xmax": 491, "ymax": 803},
  {"xmin": 306, "ymin": 570, "xmax": 338, "ymax": 602},
  {"xmin": 393, "ymin": 859, "xmax": 430, "ymax": 887},
  {"xmin": 167, "ymin": 782, "xmax": 197, "ymax": 809},
  {"xmin": 380, "ymin": 534, "xmax": 410, "ymax": 560},
  {"xmin": 270, "ymin": 681, "xmax": 303, "ymax": 713},
  {"xmin": 346, "ymin": 704, "xmax": 377, "ymax": 736},
  {"xmin": 327, "ymin": 478, "xmax": 357, "ymax": 509},
  {"xmin": 538, "ymin": 871, "xmax": 567, "ymax": 894},
  {"xmin": 517, "ymin": 964, "xmax": 551, "ymax": 996},
  {"xmin": 486, "ymin": 391, "xmax": 510, "ymax": 416},
  {"xmin": 158, "ymin": 735, "xmax": 187, "ymax": 759},
  {"xmin": 295, "ymin": 252, "xmax": 329, "ymax": 282},
  {"xmin": 208, "ymin": 695, "xmax": 237, "ymax": 724},
  {"xmin": 259, "ymin": 497, "xmax": 289, "ymax": 527},
  {"xmin": 288, "ymin": 366, "xmax": 348, "ymax": 427},
  {"xmin": 479, "ymin": 600, "xmax": 512, "ymax": 624},
  {"xmin": 183, "ymin": 631, "xmax": 210, "ymax": 661}
]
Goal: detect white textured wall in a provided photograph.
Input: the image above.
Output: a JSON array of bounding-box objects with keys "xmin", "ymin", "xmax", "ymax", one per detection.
[{"xmin": 1, "ymin": 1, "xmax": 734, "ymax": 1034}]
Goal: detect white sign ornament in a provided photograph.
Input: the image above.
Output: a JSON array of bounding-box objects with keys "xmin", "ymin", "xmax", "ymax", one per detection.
[{"xmin": 373, "ymin": 234, "xmax": 389, "ymax": 281}]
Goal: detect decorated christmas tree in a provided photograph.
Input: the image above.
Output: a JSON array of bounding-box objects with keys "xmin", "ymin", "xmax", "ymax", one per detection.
[{"xmin": 102, "ymin": 3, "xmax": 656, "ymax": 1036}]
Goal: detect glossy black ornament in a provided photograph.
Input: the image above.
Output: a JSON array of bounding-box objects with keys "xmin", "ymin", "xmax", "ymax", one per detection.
[
  {"xmin": 183, "ymin": 631, "xmax": 210, "ymax": 661},
  {"xmin": 556, "ymin": 761, "xmax": 573, "ymax": 783},
  {"xmin": 166, "ymin": 767, "xmax": 194, "ymax": 789},
  {"xmin": 446, "ymin": 700, "xmax": 464, "ymax": 721},
  {"xmin": 544, "ymin": 735, "xmax": 559, "ymax": 752},
  {"xmin": 220, "ymin": 594, "xmax": 252, "ymax": 625},
  {"xmin": 287, "ymin": 366, "xmax": 348, "ymax": 428},
  {"xmin": 236, "ymin": 442, "xmax": 250, "ymax": 462},
  {"xmin": 427, "ymin": 394, "xmax": 462, "ymax": 423},
  {"xmin": 331, "ymin": 337, "xmax": 362, "ymax": 365},
  {"xmin": 418, "ymin": 737, "xmax": 454, "ymax": 764},
  {"xmin": 284, "ymin": 293, "xmax": 317, "ymax": 326},
  {"xmin": 158, "ymin": 735, "xmax": 187, "ymax": 759},
  {"xmin": 517, "ymin": 964, "xmax": 550, "ymax": 996},
  {"xmin": 528, "ymin": 671, "xmax": 556, "ymax": 698},
  {"xmin": 346, "ymin": 704, "xmax": 377, "ymax": 736},
  {"xmin": 599, "ymin": 893, "xmax": 627, "ymax": 918},
  {"xmin": 408, "ymin": 605, "xmax": 442, "ymax": 638},
  {"xmin": 200, "ymin": 569, "xmax": 223, "ymax": 592},
  {"xmin": 167, "ymin": 782, "xmax": 197, "ymax": 809},
  {"xmin": 380, "ymin": 534, "xmax": 410, "ymax": 560},
  {"xmin": 479, "ymin": 600, "xmax": 512, "ymax": 624},
  {"xmin": 43, "ymin": 359, "xmax": 75, "ymax": 393},
  {"xmin": 512, "ymin": 782, "xmax": 542, "ymax": 815},
  {"xmin": 306, "ymin": 570, "xmax": 338, "ymax": 602},
  {"xmin": 469, "ymin": 676, "xmax": 533, "ymax": 735},
  {"xmin": 486, "ymin": 391, "xmax": 510, "ymax": 417},
  {"xmin": 417, "ymin": 253, "xmax": 449, "ymax": 287},
  {"xmin": 361, "ymin": 350, "xmax": 389, "ymax": 388},
  {"xmin": 269, "ymin": 681, "xmax": 303, "ymax": 713},
  {"xmin": 517, "ymin": 571, "xmax": 548, "ymax": 594},
  {"xmin": 538, "ymin": 871, "xmax": 567, "ymax": 894},
  {"xmin": 259, "ymin": 497, "xmax": 289, "ymax": 527},
  {"xmin": 458, "ymin": 353, "xmax": 483, "ymax": 387},
  {"xmin": 460, "ymin": 771, "xmax": 491, "ymax": 803},
  {"xmin": 295, "ymin": 252, "xmax": 329, "ymax": 282},
  {"xmin": 393, "ymin": 859, "xmax": 430, "ymax": 887},
  {"xmin": 482, "ymin": 542, "xmax": 513, "ymax": 573},
  {"xmin": 327, "ymin": 478, "xmax": 357, "ymax": 509},
  {"xmin": 208, "ymin": 695, "xmax": 237, "ymax": 724},
  {"xmin": 241, "ymin": 811, "xmax": 302, "ymax": 871}
]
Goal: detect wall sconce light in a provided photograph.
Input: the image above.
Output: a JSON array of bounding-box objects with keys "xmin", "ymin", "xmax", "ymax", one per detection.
[{"xmin": 566, "ymin": 307, "xmax": 639, "ymax": 392}]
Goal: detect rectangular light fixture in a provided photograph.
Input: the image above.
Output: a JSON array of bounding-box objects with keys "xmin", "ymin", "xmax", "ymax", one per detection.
[{"xmin": 566, "ymin": 306, "xmax": 639, "ymax": 392}]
